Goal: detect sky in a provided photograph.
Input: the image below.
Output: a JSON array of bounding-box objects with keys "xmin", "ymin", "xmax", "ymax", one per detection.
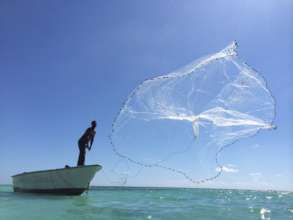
[{"xmin": 0, "ymin": 0, "xmax": 292, "ymax": 191}]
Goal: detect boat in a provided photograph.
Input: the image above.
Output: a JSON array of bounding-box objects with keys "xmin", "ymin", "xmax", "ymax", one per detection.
[{"xmin": 12, "ymin": 164, "xmax": 102, "ymax": 195}]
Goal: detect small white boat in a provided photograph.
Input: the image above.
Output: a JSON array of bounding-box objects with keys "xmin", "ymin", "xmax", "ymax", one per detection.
[{"xmin": 12, "ymin": 164, "xmax": 102, "ymax": 195}]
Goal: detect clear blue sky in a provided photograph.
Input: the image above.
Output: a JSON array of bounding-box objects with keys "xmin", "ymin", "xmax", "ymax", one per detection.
[{"xmin": 0, "ymin": 0, "xmax": 292, "ymax": 190}]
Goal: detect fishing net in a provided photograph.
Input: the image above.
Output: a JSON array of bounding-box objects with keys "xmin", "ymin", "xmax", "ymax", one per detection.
[{"xmin": 110, "ymin": 42, "xmax": 276, "ymax": 184}]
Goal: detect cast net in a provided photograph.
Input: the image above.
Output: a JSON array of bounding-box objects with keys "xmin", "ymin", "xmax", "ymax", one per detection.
[{"xmin": 110, "ymin": 42, "xmax": 276, "ymax": 184}]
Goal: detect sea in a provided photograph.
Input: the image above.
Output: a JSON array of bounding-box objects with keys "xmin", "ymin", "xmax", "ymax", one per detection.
[{"xmin": 0, "ymin": 185, "xmax": 292, "ymax": 220}]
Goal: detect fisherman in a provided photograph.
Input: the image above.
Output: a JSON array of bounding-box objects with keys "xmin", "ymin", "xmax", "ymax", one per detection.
[{"xmin": 77, "ymin": 120, "xmax": 96, "ymax": 166}]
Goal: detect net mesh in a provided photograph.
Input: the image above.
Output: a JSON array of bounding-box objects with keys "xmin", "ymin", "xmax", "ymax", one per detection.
[{"xmin": 110, "ymin": 42, "xmax": 276, "ymax": 184}]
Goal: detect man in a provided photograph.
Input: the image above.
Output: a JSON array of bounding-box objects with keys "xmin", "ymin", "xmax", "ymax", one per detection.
[{"xmin": 77, "ymin": 120, "xmax": 96, "ymax": 166}]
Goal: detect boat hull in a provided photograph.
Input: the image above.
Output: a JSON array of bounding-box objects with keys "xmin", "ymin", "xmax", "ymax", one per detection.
[{"xmin": 12, "ymin": 164, "xmax": 102, "ymax": 195}]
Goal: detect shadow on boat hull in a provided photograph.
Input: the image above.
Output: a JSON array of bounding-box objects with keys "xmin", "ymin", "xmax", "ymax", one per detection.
[{"xmin": 13, "ymin": 187, "xmax": 87, "ymax": 195}]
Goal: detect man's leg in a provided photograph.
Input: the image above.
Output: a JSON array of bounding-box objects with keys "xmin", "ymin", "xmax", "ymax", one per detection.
[{"xmin": 77, "ymin": 144, "xmax": 86, "ymax": 166}]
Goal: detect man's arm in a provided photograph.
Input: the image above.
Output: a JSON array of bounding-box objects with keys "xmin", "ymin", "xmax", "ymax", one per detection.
[{"xmin": 89, "ymin": 132, "xmax": 95, "ymax": 150}]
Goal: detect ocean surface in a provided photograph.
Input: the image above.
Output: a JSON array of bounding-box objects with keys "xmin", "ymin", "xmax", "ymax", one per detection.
[{"xmin": 0, "ymin": 185, "xmax": 292, "ymax": 220}]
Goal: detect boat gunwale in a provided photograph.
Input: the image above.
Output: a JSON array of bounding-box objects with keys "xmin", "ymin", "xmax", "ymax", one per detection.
[{"xmin": 11, "ymin": 164, "xmax": 102, "ymax": 178}]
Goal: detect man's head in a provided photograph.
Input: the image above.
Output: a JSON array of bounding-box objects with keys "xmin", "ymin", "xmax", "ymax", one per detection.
[{"xmin": 91, "ymin": 120, "xmax": 97, "ymax": 128}]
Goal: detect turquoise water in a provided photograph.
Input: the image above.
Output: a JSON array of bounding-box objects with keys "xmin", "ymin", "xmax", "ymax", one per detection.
[{"xmin": 0, "ymin": 185, "xmax": 292, "ymax": 220}]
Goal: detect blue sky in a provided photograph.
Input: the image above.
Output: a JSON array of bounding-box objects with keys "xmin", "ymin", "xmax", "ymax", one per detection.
[{"xmin": 0, "ymin": 0, "xmax": 292, "ymax": 190}]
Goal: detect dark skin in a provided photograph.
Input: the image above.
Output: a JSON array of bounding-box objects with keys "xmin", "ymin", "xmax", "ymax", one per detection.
[
  {"xmin": 79, "ymin": 122, "xmax": 96, "ymax": 150},
  {"xmin": 85, "ymin": 124, "xmax": 96, "ymax": 151},
  {"xmin": 77, "ymin": 121, "xmax": 97, "ymax": 166}
]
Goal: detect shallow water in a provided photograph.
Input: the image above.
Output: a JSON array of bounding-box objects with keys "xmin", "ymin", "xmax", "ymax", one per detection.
[{"xmin": 0, "ymin": 185, "xmax": 292, "ymax": 220}]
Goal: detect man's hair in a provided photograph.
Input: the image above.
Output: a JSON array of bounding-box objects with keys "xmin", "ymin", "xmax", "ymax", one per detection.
[{"xmin": 91, "ymin": 120, "xmax": 97, "ymax": 127}]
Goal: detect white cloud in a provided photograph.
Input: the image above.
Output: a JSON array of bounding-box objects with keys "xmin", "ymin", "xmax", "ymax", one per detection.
[{"xmin": 216, "ymin": 165, "xmax": 239, "ymax": 173}]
